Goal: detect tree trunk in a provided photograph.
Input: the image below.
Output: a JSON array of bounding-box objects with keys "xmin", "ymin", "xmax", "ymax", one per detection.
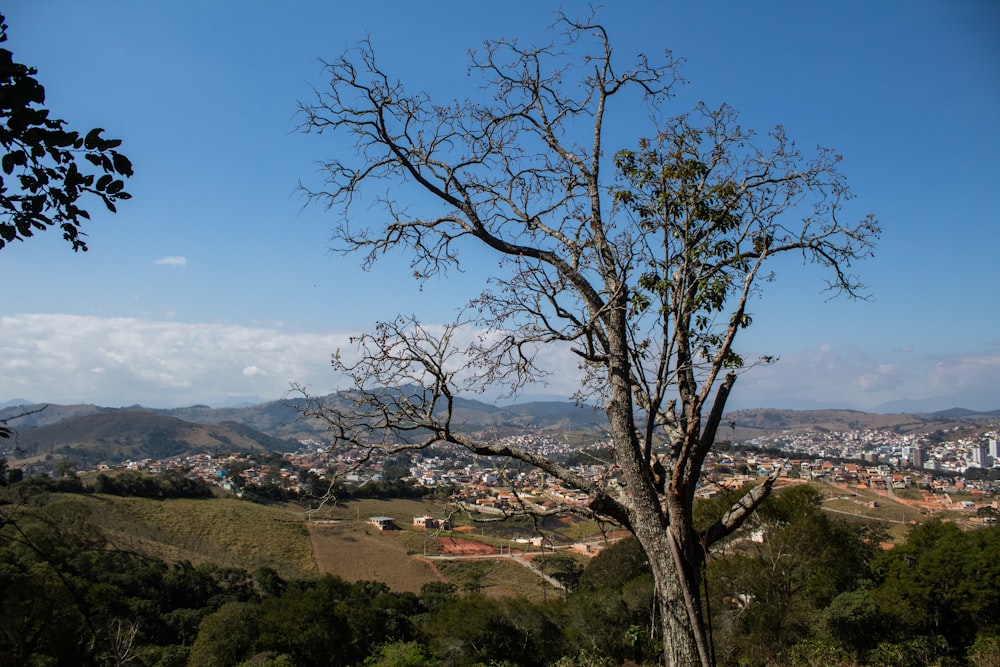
[
  {"xmin": 603, "ymin": 306, "xmax": 710, "ymax": 666},
  {"xmin": 635, "ymin": 525, "xmax": 710, "ymax": 666}
]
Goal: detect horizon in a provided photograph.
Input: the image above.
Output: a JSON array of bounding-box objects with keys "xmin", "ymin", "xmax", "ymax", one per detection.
[
  {"xmin": 1, "ymin": 3, "xmax": 998, "ymax": 413},
  {"xmin": 3, "ymin": 393, "xmax": 998, "ymax": 418}
]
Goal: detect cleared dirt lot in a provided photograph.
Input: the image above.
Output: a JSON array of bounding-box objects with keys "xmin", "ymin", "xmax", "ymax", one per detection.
[{"xmin": 308, "ymin": 521, "xmax": 442, "ymax": 593}]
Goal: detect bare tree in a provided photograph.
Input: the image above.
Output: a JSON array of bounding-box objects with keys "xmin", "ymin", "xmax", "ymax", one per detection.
[
  {"xmin": 296, "ymin": 13, "xmax": 878, "ymax": 666},
  {"xmin": 104, "ymin": 618, "xmax": 141, "ymax": 667}
]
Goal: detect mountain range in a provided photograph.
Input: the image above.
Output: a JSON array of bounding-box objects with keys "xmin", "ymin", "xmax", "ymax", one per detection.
[{"xmin": 2, "ymin": 395, "xmax": 998, "ymax": 469}]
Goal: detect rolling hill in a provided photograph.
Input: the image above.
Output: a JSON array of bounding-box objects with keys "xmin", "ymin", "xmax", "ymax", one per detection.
[
  {"xmin": 4, "ymin": 408, "xmax": 296, "ymax": 467},
  {"xmin": 4, "ymin": 395, "xmax": 998, "ymax": 469}
]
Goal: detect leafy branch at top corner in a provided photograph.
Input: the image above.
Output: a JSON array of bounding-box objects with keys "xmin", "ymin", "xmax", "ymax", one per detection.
[{"xmin": 0, "ymin": 13, "xmax": 134, "ymax": 253}]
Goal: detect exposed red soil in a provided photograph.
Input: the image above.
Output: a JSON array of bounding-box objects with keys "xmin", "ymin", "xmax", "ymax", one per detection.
[{"xmin": 439, "ymin": 536, "xmax": 497, "ymax": 555}]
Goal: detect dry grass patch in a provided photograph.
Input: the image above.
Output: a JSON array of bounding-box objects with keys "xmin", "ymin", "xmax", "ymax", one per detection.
[
  {"xmin": 82, "ymin": 495, "xmax": 317, "ymax": 578},
  {"xmin": 310, "ymin": 498, "xmax": 452, "ymax": 523},
  {"xmin": 308, "ymin": 521, "xmax": 441, "ymax": 593}
]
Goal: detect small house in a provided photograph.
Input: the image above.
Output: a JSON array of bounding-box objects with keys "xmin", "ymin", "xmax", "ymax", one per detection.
[
  {"xmin": 413, "ymin": 516, "xmax": 452, "ymax": 530},
  {"xmin": 369, "ymin": 516, "xmax": 397, "ymax": 531}
]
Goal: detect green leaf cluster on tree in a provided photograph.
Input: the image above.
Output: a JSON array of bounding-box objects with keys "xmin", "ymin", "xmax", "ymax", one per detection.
[
  {"xmin": 91, "ymin": 470, "xmax": 215, "ymax": 499},
  {"xmin": 0, "ymin": 13, "xmax": 133, "ymax": 252},
  {"xmin": 187, "ymin": 577, "xmax": 427, "ymax": 667}
]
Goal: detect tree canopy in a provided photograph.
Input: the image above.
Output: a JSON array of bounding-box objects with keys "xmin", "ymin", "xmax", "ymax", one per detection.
[{"xmin": 0, "ymin": 13, "xmax": 133, "ymax": 252}]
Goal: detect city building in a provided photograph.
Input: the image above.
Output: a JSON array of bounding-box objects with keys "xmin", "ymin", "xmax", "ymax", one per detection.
[{"xmin": 970, "ymin": 444, "xmax": 988, "ymax": 468}]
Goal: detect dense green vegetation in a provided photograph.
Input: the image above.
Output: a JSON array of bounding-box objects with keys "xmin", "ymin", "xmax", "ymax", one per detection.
[
  {"xmin": 1, "ymin": 483, "xmax": 998, "ymax": 666},
  {"xmin": 7, "ymin": 469, "xmax": 215, "ymax": 499}
]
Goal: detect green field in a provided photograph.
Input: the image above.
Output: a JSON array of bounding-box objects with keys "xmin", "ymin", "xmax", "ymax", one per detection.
[{"xmin": 73, "ymin": 494, "xmax": 318, "ymax": 579}]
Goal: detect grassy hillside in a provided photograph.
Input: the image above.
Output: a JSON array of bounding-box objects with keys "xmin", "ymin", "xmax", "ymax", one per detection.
[
  {"xmin": 433, "ymin": 558, "xmax": 561, "ymax": 602},
  {"xmin": 55, "ymin": 493, "xmax": 566, "ymax": 597},
  {"xmin": 308, "ymin": 522, "xmax": 568, "ymax": 600},
  {"xmin": 10, "ymin": 479, "xmax": 969, "ymax": 604},
  {"xmin": 306, "ymin": 497, "xmax": 581, "ymax": 598},
  {"xmin": 74, "ymin": 494, "xmax": 318, "ymax": 579}
]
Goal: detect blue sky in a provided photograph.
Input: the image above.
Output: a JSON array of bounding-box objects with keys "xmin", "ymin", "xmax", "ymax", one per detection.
[{"xmin": 1, "ymin": 1, "xmax": 998, "ymax": 412}]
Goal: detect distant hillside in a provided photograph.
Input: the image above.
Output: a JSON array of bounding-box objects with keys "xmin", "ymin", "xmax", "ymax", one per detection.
[
  {"xmin": 6, "ymin": 408, "xmax": 295, "ymax": 467},
  {"xmin": 927, "ymin": 407, "xmax": 1000, "ymax": 420},
  {"xmin": 446, "ymin": 398, "xmax": 604, "ymax": 431},
  {"xmin": 162, "ymin": 394, "xmax": 607, "ymax": 435},
  {"xmin": 158, "ymin": 399, "xmax": 307, "ymax": 436},
  {"xmin": 0, "ymin": 402, "xmax": 103, "ymax": 429},
  {"xmin": 724, "ymin": 408, "xmax": 995, "ymax": 442},
  {"xmin": 5, "ymin": 398, "xmax": 999, "ymax": 467}
]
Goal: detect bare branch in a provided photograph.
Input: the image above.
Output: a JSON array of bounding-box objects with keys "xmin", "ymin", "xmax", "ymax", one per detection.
[
  {"xmin": 700, "ymin": 469, "xmax": 781, "ymax": 548},
  {"xmin": 297, "ymin": 13, "xmax": 876, "ymax": 665}
]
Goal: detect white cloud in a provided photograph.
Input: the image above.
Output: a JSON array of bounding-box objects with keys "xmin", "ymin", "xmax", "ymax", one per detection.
[
  {"xmin": 928, "ymin": 353, "xmax": 1000, "ymax": 394},
  {"xmin": 730, "ymin": 343, "xmax": 1000, "ymax": 411},
  {"xmin": 0, "ymin": 314, "xmax": 353, "ymax": 407},
  {"xmin": 0, "ymin": 313, "xmax": 586, "ymax": 409},
  {"xmin": 1, "ymin": 315, "xmax": 997, "ymax": 411},
  {"xmin": 155, "ymin": 256, "xmax": 187, "ymax": 268},
  {"xmin": 856, "ymin": 364, "xmax": 902, "ymax": 392}
]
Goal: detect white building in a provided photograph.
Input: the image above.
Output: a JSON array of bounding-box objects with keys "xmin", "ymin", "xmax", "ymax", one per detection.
[{"xmin": 969, "ymin": 444, "xmax": 988, "ymax": 468}]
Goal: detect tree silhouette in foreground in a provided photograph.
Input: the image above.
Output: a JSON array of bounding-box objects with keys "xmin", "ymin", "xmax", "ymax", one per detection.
[
  {"xmin": 297, "ymin": 13, "xmax": 878, "ymax": 666},
  {"xmin": 0, "ymin": 13, "xmax": 133, "ymax": 251}
]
